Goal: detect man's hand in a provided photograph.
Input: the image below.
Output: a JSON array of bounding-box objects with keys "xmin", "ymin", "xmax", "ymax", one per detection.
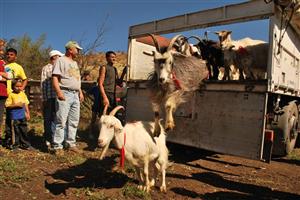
[
  {"xmin": 57, "ymin": 91, "xmax": 65, "ymax": 101},
  {"xmin": 79, "ymin": 91, "xmax": 84, "ymax": 102},
  {"xmin": 25, "ymin": 112, "xmax": 30, "ymax": 121},
  {"xmin": 103, "ymin": 96, "xmax": 110, "ymax": 107}
]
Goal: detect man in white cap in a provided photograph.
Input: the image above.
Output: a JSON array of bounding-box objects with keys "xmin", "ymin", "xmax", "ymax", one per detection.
[
  {"xmin": 41, "ymin": 50, "xmax": 64, "ymax": 148},
  {"xmin": 52, "ymin": 41, "xmax": 84, "ymax": 155}
]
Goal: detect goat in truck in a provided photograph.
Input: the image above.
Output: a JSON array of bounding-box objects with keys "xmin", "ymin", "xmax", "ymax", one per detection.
[
  {"xmin": 215, "ymin": 30, "xmax": 269, "ymax": 80},
  {"xmin": 145, "ymin": 34, "xmax": 208, "ymax": 136}
]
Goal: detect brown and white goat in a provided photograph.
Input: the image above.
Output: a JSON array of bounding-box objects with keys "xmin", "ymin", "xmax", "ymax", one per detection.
[
  {"xmin": 144, "ymin": 34, "xmax": 208, "ymax": 135},
  {"xmin": 98, "ymin": 106, "xmax": 169, "ymax": 192},
  {"xmin": 215, "ymin": 30, "xmax": 268, "ymax": 80}
]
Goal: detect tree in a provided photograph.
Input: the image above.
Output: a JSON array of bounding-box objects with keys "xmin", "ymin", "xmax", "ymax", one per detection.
[
  {"xmin": 6, "ymin": 34, "xmax": 50, "ymax": 80},
  {"xmin": 76, "ymin": 14, "xmax": 109, "ymax": 74}
]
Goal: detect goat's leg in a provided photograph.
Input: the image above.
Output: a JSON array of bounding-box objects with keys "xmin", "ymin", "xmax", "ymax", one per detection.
[
  {"xmin": 165, "ymin": 101, "xmax": 176, "ymax": 131},
  {"xmin": 149, "ymin": 161, "xmax": 158, "ymax": 188},
  {"xmin": 165, "ymin": 105, "xmax": 175, "ymax": 131},
  {"xmin": 135, "ymin": 166, "xmax": 144, "ymax": 190},
  {"xmin": 153, "ymin": 112, "xmax": 161, "ymax": 137},
  {"xmin": 223, "ymin": 65, "xmax": 230, "ymax": 80},
  {"xmin": 152, "ymin": 102, "xmax": 161, "ymax": 137},
  {"xmin": 160, "ymin": 165, "xmax": 167, "ymax": 193},
  {"xmin": 143, "ymin": 159, "xmax": 151, "ymax": 192}
]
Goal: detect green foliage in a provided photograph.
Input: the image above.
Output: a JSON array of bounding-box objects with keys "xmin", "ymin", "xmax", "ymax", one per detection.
[
  {"xmin": 287, "ymin": 149, "xmax": 300, "ymax": 160},
  {"xmin": 122, "ymin": 183, "xmax": 151, "ymax": 199},
  {"xmin": 0, "ymin": 157, "xmax": 31, "ymax": 185},
  {"xmin": 6, "ymin": 34, "xmax": 51, "ymax": 80}
]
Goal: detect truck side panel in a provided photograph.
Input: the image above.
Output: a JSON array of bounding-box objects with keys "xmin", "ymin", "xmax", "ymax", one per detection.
[
  {"xmin": 269, "ymin": 7, "xmax": 300, "ymax": 95},
  {"xmin": 126, "ymin": 84, "xmax": 267, "ymax": 160}
]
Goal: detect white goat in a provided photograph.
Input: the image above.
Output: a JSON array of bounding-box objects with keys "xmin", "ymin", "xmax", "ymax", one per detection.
[
  {"xmin": 98, "ymin": 106, "xmax": 169, "ymax": 192},
  {"xmin": 215, "ymin": 30, "xmax": 268, "ymax": 80}
]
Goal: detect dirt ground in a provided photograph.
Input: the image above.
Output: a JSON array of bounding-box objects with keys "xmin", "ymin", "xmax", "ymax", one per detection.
[{"xmin": 0, "ymin": 129, "xmax": 300, "ymax": 200}]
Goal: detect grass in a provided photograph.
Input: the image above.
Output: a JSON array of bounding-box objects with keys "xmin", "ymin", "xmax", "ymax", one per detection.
[
  {"xmin": 0, "ymin": 156, "xmax": 32, "ymax": 186},
  {"xmin": 287, "ymin": 149, "xmax": 300, "ymax": 160},
  {"xmin": 73, "ymin": 187, "xmax": 113, "ymax": 200},
  {"xmin": 122, "ymin": 183, "xmax": 151, "ymax": 200}
]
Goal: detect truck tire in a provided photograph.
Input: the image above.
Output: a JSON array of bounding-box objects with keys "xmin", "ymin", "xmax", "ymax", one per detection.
[{"xmin": 276, "ymin": 102, "xmax": 299, "ymax": 155}]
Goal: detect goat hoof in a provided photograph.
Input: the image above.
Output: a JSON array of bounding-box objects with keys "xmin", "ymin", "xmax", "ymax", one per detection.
[
  {"xmin": 160, "ymin": 186, "xmax": 167, "ymax": 193},
  {"xmin": 137, "ymin": 185, "xmax": 143, "ymax": 190},
  {"xmin": 150, "ymin": 179, "xmax": 155, "ymax": 187}
]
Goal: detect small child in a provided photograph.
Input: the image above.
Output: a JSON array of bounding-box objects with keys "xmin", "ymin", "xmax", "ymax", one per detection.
[{"xmin": 5, "ymin": 79, "xmax": 32, "ymax": 150}]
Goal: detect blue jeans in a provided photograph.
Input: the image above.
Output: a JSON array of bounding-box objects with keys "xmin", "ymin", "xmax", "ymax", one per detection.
[{"xmin": 53, "ymin": 90, "xmax": 80, "ymax": 149}]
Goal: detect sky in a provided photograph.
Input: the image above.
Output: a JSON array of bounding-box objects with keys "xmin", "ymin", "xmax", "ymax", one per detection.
[{"xmin": 0, "ymin": 0, "xmax": 269, "ymax": 53}]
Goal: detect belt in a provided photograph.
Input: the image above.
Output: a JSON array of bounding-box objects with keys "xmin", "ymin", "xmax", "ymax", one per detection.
[{"xmin": 60, "ymin": 87, "xmax": 79, "ymax": 92}]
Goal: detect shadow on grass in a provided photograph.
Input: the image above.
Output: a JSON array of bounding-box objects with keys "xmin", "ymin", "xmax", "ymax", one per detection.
[{"xmin": 45, "ymin": 156, "xmax": 131, "ymax": 196}]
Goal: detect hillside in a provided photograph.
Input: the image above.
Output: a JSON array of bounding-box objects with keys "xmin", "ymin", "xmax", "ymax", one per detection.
[{"xmin": 83, "ymin": 52, "xmax": 127, "ymax": 80}]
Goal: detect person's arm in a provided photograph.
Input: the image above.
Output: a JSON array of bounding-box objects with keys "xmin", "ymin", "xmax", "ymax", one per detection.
[
  {"xmin": 79, "ymin": 88, "xmax": 84, "ymax": 102},
  {"xmin": 25, "ymin": 104, "xmax": 30, "ymax": 121},
  {"xmin": 40, "ymin": 67, "xmax": 47, "ymax": 101},
  {"xmin": 98, "ymin": 66, "xmax": 109, "ymax": 107},
  {"xmin": 52, "ymin": 75, "xmax": 65, "ymax": 101},
  {"xmin": 21, "ymin": 79, "xmax": 28, "ymax": 91},
  {"xmin": 0, "ymin": 74, "xmax": 6, "ymax": 81}
]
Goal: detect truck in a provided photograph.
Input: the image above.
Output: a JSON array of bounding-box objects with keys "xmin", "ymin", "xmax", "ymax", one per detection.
[{"xmin": 124, "ymin": 0, "xmax": 300, "ymax": 162}]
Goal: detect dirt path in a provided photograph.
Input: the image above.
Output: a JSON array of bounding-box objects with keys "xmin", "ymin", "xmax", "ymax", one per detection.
[{"xmin": 0, "ymin": 137, "xmax": 299, "ymax": 200}]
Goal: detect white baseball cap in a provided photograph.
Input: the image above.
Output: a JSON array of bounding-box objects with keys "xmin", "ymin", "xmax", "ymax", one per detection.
[{"xmin": 49, "ymin": 50, "xmax": 64, "ymax": 58}]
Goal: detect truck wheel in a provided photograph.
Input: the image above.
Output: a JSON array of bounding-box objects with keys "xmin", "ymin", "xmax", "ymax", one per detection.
[{"xmin": 278, "ymin": 102, "xmax": 299, "ymax": 155}]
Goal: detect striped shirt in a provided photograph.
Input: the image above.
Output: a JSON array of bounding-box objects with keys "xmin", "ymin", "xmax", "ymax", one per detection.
[{"xmin": 41, "ymin": 63, "xmax": 56, "ymax": 100}]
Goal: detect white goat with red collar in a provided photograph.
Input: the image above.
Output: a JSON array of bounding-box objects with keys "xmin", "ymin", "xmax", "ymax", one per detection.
[{"xmin": 98, "ymin": 106, "xmax": 169, "ymax": 193}]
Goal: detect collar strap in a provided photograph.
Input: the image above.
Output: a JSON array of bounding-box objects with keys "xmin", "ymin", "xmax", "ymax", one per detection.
[
  {"xmin": 172, "ymin": 71, "xmax": 182, "ymax": 90},
  {"xmin": 119, "ymin": 131, "xmax": 126, "ymax": 169}
]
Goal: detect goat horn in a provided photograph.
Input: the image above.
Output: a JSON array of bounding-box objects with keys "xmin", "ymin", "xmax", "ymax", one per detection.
[
  {"xmin": 103, "ymin": 105, "xmax": 108, "ymax": 115},
  {"xmin": 147, "ymin": 33, "xmax": 161, "ymax": 52},
  {"xmin": 167, "ymin": 34, "xmax": 185, "ymax": 52},
  {"xmin": 109, "ymin": 105, "xmax": 124, "ymax": 116},
  {"xmin": 187, "ymin": 35, "xmax": 203, "ymax": 43}
]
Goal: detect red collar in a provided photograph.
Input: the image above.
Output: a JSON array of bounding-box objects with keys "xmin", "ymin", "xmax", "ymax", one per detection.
[
  {"xmin": 172, "ymin": 71, "xmax": 182, "ymax": 90},
  {"xmin": 237, "ymin": 46, "xmax": 249, "ymax": 55},
  {"xmin": 119, "ymin": 131, "xmax": 126, "ymax": 169}
]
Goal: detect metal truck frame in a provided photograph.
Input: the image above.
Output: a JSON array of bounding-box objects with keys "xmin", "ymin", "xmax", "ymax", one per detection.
[{"xmin": 125, "ymin": 0, "xmax": 300, "ymax": 162}]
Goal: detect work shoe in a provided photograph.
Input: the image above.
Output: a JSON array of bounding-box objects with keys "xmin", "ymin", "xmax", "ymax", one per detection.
[{"xmin": 67, "ymin": 146, "xmax": 81, "ymax": 154}]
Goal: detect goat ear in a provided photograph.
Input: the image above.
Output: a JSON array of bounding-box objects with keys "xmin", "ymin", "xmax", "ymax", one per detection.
[
  {"xmin": 143, "ymin": 50, "xmax": 154, "ymax": 56},
  {"xmin": 214, "ymin": 31, "xmax": 219, "ymax": 35},
  {"xmin": 114, "ymin": 123, "xmax": 123, "ymax": 132}
]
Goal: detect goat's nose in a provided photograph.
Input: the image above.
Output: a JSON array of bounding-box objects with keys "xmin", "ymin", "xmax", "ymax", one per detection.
[{"xmin": 98, "ymin": 139, "xmax": 103, "ymax": 146}]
